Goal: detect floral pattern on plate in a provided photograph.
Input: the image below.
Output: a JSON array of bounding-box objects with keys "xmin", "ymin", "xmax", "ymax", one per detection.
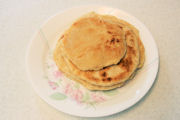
[{"xmin": 44, "ymin": 51, "xmax": 119, "ymax": 107}]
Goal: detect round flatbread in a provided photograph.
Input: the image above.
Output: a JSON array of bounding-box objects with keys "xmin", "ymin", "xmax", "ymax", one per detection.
[{"xmin": 62, "ymin": 12, "xmax": 127, "ymax": 71}]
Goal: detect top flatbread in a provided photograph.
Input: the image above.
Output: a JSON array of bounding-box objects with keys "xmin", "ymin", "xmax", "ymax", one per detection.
[{"xmin": 62, "ymin": 12, "xmax": 127, "ymax": 71}]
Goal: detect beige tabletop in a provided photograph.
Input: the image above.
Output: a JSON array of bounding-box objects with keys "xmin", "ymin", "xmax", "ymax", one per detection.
[{"xmin": 0, "ymin": 0, "xmax": 180, "ymax": 120}]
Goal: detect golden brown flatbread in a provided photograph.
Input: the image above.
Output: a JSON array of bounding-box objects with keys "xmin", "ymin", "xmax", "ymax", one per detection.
[{"xmin": 53, "ymin": 12, "xmax": 145, "ymax": 90}]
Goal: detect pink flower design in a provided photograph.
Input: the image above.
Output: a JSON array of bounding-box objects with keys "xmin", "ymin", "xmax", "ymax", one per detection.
[
  {"xmin": 63, "ymin": 84, "xmax": 83, "ymax": 104},
  {"xmin": 53, "ymin": 70, "xmax": 63, "ymax": 78},
  {"xmin": 48, "ymin": 81, "xmax": 58, "ymax": 90},
  {"xmin": 91, "ymin": 93, "xmax": 106, "ymax": 102},
  {"xmin": 72, "ymin": 89, "xmax": 83, "ymax": 103},
  {"xmin": 64, "ymin": 84, "xmax": 73, "ymax": 94}
]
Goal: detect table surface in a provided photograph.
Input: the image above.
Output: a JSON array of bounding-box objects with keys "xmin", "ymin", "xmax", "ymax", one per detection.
[{"xmin": 0, "ymin": 0, "xmax": 180, "ymax": 120}]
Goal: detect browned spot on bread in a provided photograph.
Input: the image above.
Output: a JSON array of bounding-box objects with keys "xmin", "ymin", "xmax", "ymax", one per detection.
[
  {"xmin": 101, "ymin": 72, "xmax": 106, "ymax": 77},
  {"xmin": 107, "ymin": 31, "xmax": 112, "ymax": 34},
  {"xmin": 118, "ymin": 26, "xmax": 123, "ymax": 29},
  {"xmin": 128, "ymin": 46, "xmax": 136, "ymax": 55},
  {"xmin": 116, "ymin": 39, "xmax": 120, "ymax": 42},
  {"xmin": 110, "ymin": 38, "xmax": 115, "ymax": 44},
  {"xmin": 107, "ymin": 77, "xmax": 111, "ymax": 81},
  {"xmin": 60, "ymin": 35, "xmax": 64, "ymax": 39},
  {"xmin": 120, "ymin": 57, "xmax": 133, "ymax": 72}
]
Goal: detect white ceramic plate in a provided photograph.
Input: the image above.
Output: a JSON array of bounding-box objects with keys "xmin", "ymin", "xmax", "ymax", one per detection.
[{"xmin": 26, "ymin": 5, "xmax": 159, "ymax": 117}]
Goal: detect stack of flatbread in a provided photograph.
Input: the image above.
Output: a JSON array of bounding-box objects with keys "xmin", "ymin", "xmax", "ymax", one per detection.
[{"xmin": 53, "ymin": 12, "xmax": 145, "ymax": 90}]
